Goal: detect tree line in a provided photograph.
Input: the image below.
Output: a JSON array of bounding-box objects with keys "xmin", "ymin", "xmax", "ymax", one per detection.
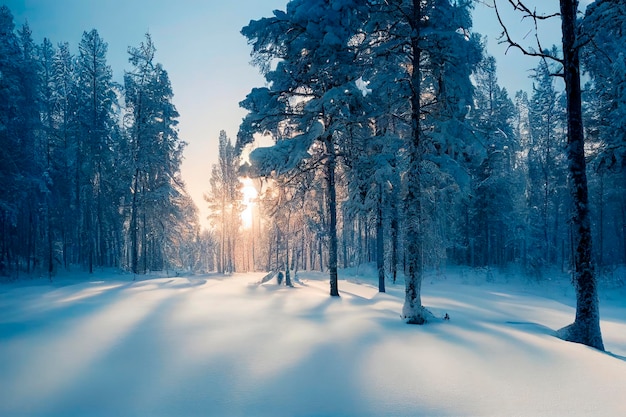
[
  {"xmin": 203, "ymin": 0, "xmax": 624, "ymax": 350},
  {"xmin": 2, "ymin": 0, "xmax": 623, "ymax": 351},
  {"xmin": 0, "ymin": 6, "xmax": 215, "ymax": 278}
]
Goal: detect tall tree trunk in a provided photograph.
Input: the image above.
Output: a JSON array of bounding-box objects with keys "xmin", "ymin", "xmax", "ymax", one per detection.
[
  {"xmin": 142, "ymin": 211, "xmax": 147, "ymax": 273},
  {"xmin": 130, "ymin": 89, "xmax": 143, "ymax": 275},
  {"xmin": 285, "ymin": 211, "xmax": 292, "ymax": 286},
  {"xmin": 597, "ymin": 172, "xmax": 604, "ymax": 268},
  {"xmin": 75, "ymin": 134, "xmax": 82, "ymax": 268},
  {"xmin": 326, "ymin": 135, "xmax": 339, "ymax": 297},
  {"xmin": 342, "ymin": 209, "xmax": 349, "ymax": 269},
  {"xmin": 47, "ymin": 203, "xmax": 53, "ymax": 281},
  {"xmin": 391, "ymin": 202, "xmax": 398, "ymax": 284},
  {"xmin": 622, "ymin": 200, "xmax": 626, "ymax": 265},
  {"xmin": 318, "ymin": 232, "xmax": 324, "ymax": 272},
  {"xmin": 402, "ymin": 0, "xmax": 430, "ymax": 324},
  {"xmin": 377, "ymin": 183, "xmax": 385, "ymax": 293},
  {"xmin": 285, "ymin": 240, "xmax": 292, "ymax": 287},
  {"xmin": 275, "ymin": 226, "xmax": 280, "ymax": 272},
  {"xmin": 357, "ymin": 216, "xmax": 363, "ymax": 266},
  {"xmin": 267, "ymin": 233, "xmax": 273, "ymax": 272},
  {"xmin": 556, "ymin": 0, "xmax": 604, "ymax": 351},
  {"xmin": 130, "ymin": 170, "xmax": 140, "ymax": 274},
  {"xmin": 86, "ymin": 198, "xmax": 93, "ymax": 274}
]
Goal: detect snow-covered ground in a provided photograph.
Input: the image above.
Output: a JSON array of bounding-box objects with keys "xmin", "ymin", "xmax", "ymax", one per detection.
[{"xmin": 1, "ymin": 267, "xmax": 625, "ymax": 417}]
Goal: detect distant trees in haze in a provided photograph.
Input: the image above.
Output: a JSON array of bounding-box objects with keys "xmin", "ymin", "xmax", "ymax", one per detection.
[{"xmin": 205, "ymin": 130, "xmax": 242, "ymax": 274}]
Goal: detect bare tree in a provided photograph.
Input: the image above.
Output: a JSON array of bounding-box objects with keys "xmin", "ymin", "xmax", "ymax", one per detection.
[{"xmin": 495, "ymin": 0, "xmax": 604, "ymax": 350}]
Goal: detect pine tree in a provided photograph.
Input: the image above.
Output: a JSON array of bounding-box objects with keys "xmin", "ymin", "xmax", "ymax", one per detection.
[
  {"xmin": 205, "ymin": 131, "xmax": 241, "ymax": 274},
  {"xmin": 38, "ymin": 37, "xmax": 58, "ymax": 278},
  {"xmin": 76, "ymin": 29, "xmax": 118, "ymax": 272},
  {"xmin": 125, "ymin": 34, "xmax": 185, "ymax": 274},
  {"xmin": 51, "ymin": 42, "xmax": 80, "ymax": 268},
  {"xmin": 0, "ymin": 9, "xmax": 45, "ymax": 275},
  {"xmin": 526, "ymin": 55, "xmax": 568, "ymax": 272},
  {"xmin": 467, "ymin": 52, "xmax": 514, "ymax": 267},
  {"xmin": 239, "ymin": 0, "xmax": 369, "ymax": 296},
  {"xmin": 367, "ymin": 0, "xmax": 481, "ymax": 322},
  {"xmin": 581, "ymin": 0, "xmax": 626, "ymax": 268}
]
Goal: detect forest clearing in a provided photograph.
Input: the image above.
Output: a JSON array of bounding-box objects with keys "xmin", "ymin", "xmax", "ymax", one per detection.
[{"xmin": 1, "ymin": 268, "xmax": 625, "ymax": 416}]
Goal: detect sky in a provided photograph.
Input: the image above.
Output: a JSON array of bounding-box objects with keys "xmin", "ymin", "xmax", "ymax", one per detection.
[{"xmin": 4, "ymin": 0, "xmax": 593, "ymax": 229}]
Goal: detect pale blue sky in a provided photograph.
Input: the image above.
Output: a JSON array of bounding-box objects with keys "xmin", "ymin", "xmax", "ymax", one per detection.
[{"xmin": 4, "ymin": 1, "xmax": 590, "ymax": 226}]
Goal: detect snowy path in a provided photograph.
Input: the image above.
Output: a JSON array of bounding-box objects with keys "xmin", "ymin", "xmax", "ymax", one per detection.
[{"xmin": 0, "ymin": 272, "xmax": 625, "ymax": 416}]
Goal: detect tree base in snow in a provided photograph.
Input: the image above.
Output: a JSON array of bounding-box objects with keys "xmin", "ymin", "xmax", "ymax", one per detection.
[
  {"xmin": 556, "ymin": 322, "xmax": 605, "ymax": 351},
  {"xmin": 404, "ymin": 306, "xmax": 436, "ymax": 325}
]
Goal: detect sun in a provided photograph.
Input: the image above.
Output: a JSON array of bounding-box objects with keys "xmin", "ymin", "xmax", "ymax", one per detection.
[{"xmin": 240, "ymin": 178, "xmax": 258, "ymax": 229}]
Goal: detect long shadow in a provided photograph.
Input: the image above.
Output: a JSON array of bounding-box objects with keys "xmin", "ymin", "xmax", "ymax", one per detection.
[
  {"xmin": 182, "ymin": 285, "xmax": 565, "ymax": 416},
  {"xmin": 419, "ymin": 289, "xmax": 626, "ymax": 364},
  {"xmin": 159, "ymin": 295, "xmax": 388, "ymax": 417},
  {"xmin": 5, "ymin": 275, "xmax": 624, "ymax": 416},
  {"xmin": 0, "ymin": 279, "xmax": 195, "ymax": 416},
  {"xmin": 32, "ymin": 285, "xmax": 194, "ymax": 416},
  {"xmin": 0, "ymin": 281, "xmax": 132, "ymax": 341},
  {"xmin": 130, "ymin": 276, "xmax": 207, "ymax": 290},
  {"xmin": 0, "ymin": 276, "xmax": 212, "ymax": 341},
  {"xmin": 606, "ymin": 351, "xmax": 626, "ymax": 362},
  {"xmin": 368, "ymin": 287, "xmax": 581, "ymax": 360}
]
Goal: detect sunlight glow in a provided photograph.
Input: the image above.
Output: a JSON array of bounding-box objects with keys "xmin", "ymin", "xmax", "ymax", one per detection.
[{"xmin": 241, "ymin": 178, "xmax": 258, "ymax": 229}]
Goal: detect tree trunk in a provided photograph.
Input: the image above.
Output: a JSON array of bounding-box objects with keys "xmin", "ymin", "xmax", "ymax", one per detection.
[
  {"xmin": 275, "ymin": 226, "xmax": 280, "ymax": 272},
  {"xmin": 377, "ymin": 184, "xmax": 385, "ymax": 293},
  {"xmin": 86, "ymin": 199, "xmax": 93, "ymax": 274},
  {"xmin": 556, "ymin": 0, "xmax": 604, "ymax": 351},
  {"xmin": 318, "ymin": 233, "xmax": 324, "ymax": 272},
  {"xmin": 326, "ymin": 135, "xmax": 339, "ymax": 297},
  {"xmin": 285, "ymin": 210, "xmax": 292, "ymax": 286},
  {"xmin": 622, "ymin": 200, "xmax": 626, "ymax": 265},
  {"xmin": 342, "ymin": 210, "xmax": 349, "ymax": 268},
  {"xmin": 391, "ymin": 190, "xmax": 399, "ymax": 284},
  {"xmin": 47, "ymin": 205, "xmax": 53, "ymax": 281},
  {"xmin": 598, "ymin": 171, "xmax": 604, "ymax": 268},
  {"xmin": 402, "ymin": 0, "xmax": 430, "ymax": 324},
  {"xmin": 142, "ymin": 211, "xmax": 147, "ymax": 274},
  {"xmin": 358, "ymin": 216, "xmax": 364, "ymax": 266},
  {"xmin": 130, "ymin": 170, "xmax": 140, "ymax": 275},
  {"xmin": 285, "ymin": 240, "xmax": 292, "ymax": 287}
]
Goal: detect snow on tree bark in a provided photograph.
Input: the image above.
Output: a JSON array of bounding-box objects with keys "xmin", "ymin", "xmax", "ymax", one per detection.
[
  {"xmin": 402, "ymin": 0, "xmax": 430, "ymax": 324},
  {"xmin": 376, "ymin": 182, "xmax": 385, "ymax": 293},
  {"xmin": 326, "ymin": 134, "xmax": 340, "ymax": 297},
  {"xmin": 556, "ymin": 0, "xmax": 604, "ymax": 351}
]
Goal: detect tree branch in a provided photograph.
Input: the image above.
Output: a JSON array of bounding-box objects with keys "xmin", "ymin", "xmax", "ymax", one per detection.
[{"xmin": 494, "ymin": 0, "xmax": 563, "ymax": 65}]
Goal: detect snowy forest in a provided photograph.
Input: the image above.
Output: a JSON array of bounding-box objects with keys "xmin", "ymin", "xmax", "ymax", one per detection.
[
  {"xmin": 2, "ymin": 1, "xmax": 625, "ymax": 337},
  {"xmin": 0, "ymin": 6, "xmax": 211, "ymax": 277},
  {"xmin": 1, "ymin": 1, "xmax": 626, "ymax": 415}
]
